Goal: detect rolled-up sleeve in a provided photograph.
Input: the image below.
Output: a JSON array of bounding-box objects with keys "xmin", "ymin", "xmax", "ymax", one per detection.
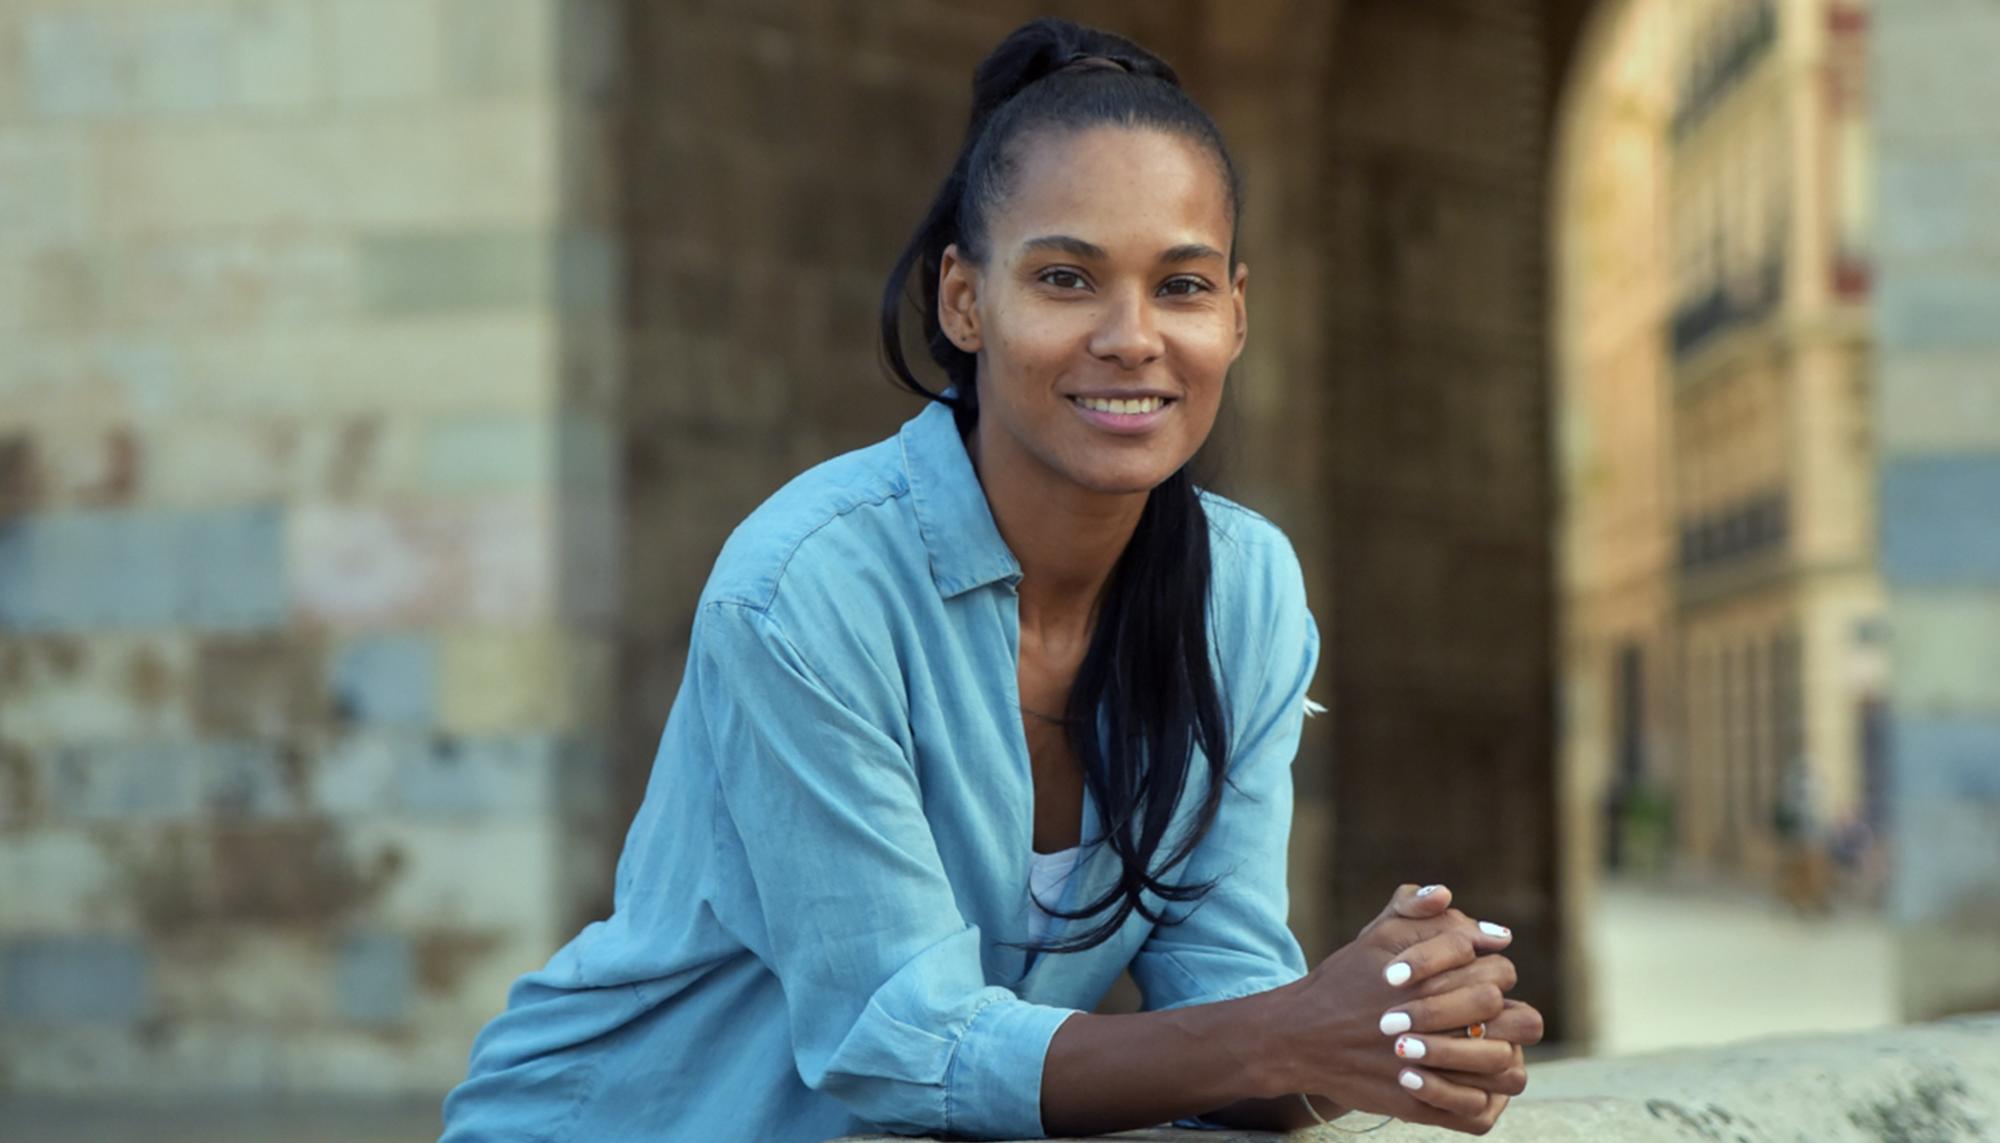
[
  {"xmin": 1129, "ymin": 540, "xmax": 1320, "ymax": 1015},
  {"xmin": 697, "ymin": 599, "xmax": 1080, "ymax": 1140}
]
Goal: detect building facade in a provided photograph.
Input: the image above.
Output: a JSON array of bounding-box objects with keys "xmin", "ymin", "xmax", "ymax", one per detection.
[
  {"xmin": 1561, "ymin": 0, "xmax": 1884, "ymax": 888},
  {"xmin": 1666, "ymin": 0, "xmax": 1882, "ymax": 882}
]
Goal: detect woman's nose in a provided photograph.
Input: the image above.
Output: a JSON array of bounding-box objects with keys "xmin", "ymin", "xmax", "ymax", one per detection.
[{"xmin": 1088, "ymin": 290, "xmax": 1164, "ymax": 370}]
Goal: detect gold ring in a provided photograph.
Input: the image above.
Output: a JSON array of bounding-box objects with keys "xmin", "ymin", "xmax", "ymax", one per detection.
[{"xmin": 1466, "ymin": 1021, "xmax": 1487, "ymax": 1039}]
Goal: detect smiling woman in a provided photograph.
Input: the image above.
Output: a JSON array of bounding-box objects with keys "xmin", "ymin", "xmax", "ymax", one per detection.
[{"xmin": 438, "ymin": 17, "xmax": 1539, "ymax": 1143}]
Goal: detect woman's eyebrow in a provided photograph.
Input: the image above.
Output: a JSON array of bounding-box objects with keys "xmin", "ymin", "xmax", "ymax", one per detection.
[
  {"xmin": 1021, "ymin": 234, "xmax": 1107, "ymax": 260},
  {"xmin": 1020, "ymin": 236, "xmax": 1226, "ymax": 265},
  {"xmin": 1160, "ymin": 242, "xmax": 1225, "ymax": 265}
]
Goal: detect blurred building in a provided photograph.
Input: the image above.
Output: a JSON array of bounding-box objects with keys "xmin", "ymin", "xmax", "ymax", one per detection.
[
  {"xmin": 1562, "ymin": 0, "xmax": 1883, "ymax": 888},
  {"xmin": 1667, "ymin": 0, "xmax": 1881, "ymax": 880}
]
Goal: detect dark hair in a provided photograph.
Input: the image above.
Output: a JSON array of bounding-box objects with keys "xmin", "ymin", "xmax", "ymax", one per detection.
[{"xmin": 878, "ymin": 18, "xmax": 1243, "ymax": 955}]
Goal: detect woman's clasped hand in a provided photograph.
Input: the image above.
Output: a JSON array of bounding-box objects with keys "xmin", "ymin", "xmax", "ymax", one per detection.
[{"xmin": 1275, "ymin": 883, "xmax": 1544, "ymax": 1135}]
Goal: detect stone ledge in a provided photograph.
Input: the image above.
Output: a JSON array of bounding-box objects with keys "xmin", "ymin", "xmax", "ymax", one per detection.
[{"xmin": 840, "ymin": 1014, "xmax": 2000, "ymax": 1140}]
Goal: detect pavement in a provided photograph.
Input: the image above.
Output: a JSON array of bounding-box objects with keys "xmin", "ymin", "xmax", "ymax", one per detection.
[
  {"xmin": 1585, "ymin": 875, "xmax": 1897, "ymax": 1056},
  {"xmin": 0, "ymin": 877, "xmax": 1903, "ymax": 1142}
]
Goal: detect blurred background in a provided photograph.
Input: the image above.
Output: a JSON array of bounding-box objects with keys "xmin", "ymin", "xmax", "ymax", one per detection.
[{"xmin": 1, "ymin": 0, "xmax": 1995, "ymax": 1136}]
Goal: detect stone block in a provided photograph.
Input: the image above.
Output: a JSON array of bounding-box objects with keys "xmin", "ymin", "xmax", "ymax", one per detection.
[
  {"xmin": 25, "ymin": 9, "xmax": 232, "ymax": 118},
  {"xmin": 0, "ymin": 338, "xmax": 180, "ymax": 431},
  {"xmin": 0, "ymin": 422, "xmax": 142, "ymax": 511},
  {"xmin": 1880, "ymin": 456, "xmax": 2000, "ymax": 586},
  {"xmin": 194, "ymin": 633, "xmax": 327, "ymax": 737},
  {"xmin": 144, "ymin": 417, "xmax": 425, "ymax": 506},
  {"xmin": 1880, "ymin": 352, "xmax": 2000, "ymax": 453},
  {"xmin": 345, "ymin": 817, "xmax": 560, "ymax": 933},
  {"xmin": 0, "ymin": 1020, "xmax": 290, "ymax": 1096},
  {"xmin": 329, "ymin": 0, "xmax": 446, "ymax": 106},
  {"xmin": 1876, "ymin": 270, "xmax": 2000, "ymax": 352},
  {"xmin": 0, "ymin": 828, "xmax": 123, "ymax": 932},
  {"xmin": 441, "ymin": 0, "xmax": 557, "ymax": 96},
  {"xmin": 49, "ymin": 741, "xmax": 200, "ymax": 821},
  {"xmin": 311, "ymin": 731, "xmax": 419, "ymax": 816},
  {"xmin": 330, "ymin": 634, "xmax": 438, "ymax": 727},
  {"xmin": 0, "ymin": 935, "xmax": 150, "ymax": 1022},
  {"xmin": 197, "ymin": 740, "xmax": 302, "ymax": 818},
  {"xmin": 1888, "ymin": 593, "xmax": 2000, "ymax": 715},
  {"xmin": 356, "ymin": 228, "xmax": 548, "ymax": 316},
  {"xmin": 1879, "ymin": 156, "xmax": 2000, "ymax": 261},
  {"xmin": 420, "ymin": 414, "xmax": 555, "ymax": 491},
  {"xmin": 1876, "ymin": 2, "xmax": 2000, "ymax": 151},
  {"xmin": 1891, "ymin": 790, "xmax": 2000, "ymax": 927},
  {"xmin": 333, "ymin": 932, "xmax": 412, "ymax": 1025},
  {"xmin": 122, "ymin": 235, "xmax": 360, "ymax": 331},
  {"xmin": 0, "ymin": 634, "xmax": 196, "ymax": 746},
  {"xmin": 162, "ymin": 314, "xmax": 556, "ymax": 420},
  {"xmin": 1893, "ymin": 716, "xmax": 2000, "ymax": 802},
  {"xmin": 396, "ymin": 733, "xmax": 559, "ymax": 815},
  {"xmin": 437, "ymin": 628, "xmax": 611, "ymax": 734},
  {"xmin": 95, "ymin": 105, "xmax": 562, "ymax": 237},
  {"xmin": 152, "ymin": 929, "xmax": 334, "ymax": 1026},
  {"xmin": 288, "ymin": 497, "xmax": 554, "ymax": 626},
  {"xmin": 229, "ymin": 0, "xmax": 319, "ymax": 112},
  {"xmin": 0, "ymin": 131, "xmax": 95, "ymax": 242},
  {"xmin": 0, "ymin": 505, "xmax": 287, "ymax": 631}
]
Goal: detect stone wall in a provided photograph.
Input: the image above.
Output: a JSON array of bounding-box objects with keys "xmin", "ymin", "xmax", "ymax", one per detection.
[
  {"xmin": 0, "ymin": 0, "xmax": 622, "ymax": 1094},
  {"xmin": 840, "ymin": 1016, "xmax": 2000, "ymax": 1142}
]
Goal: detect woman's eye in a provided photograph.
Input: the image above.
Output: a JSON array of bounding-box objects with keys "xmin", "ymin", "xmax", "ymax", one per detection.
[
  {"xmin": 1159, "ymin": 277, "xmax": 1211, "ymax": 297},
  {"xmin": 1041, "ymin": 269, "xmax": 1089, "ymax": 290}
]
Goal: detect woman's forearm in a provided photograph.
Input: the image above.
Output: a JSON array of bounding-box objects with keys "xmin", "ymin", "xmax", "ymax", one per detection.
[{"xmin": 1039, "ymin": 980, "xmax": 1315, "ymax": 1137}]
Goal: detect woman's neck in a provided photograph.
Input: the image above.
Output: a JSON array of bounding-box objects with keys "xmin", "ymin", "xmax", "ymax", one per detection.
[{"xmin": 966, "ymin": 421, "xmax": 1146, "ymax": 643}]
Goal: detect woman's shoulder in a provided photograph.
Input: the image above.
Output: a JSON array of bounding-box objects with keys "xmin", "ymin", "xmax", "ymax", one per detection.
[
  {"xmin": 699, "ymin": 433, "xmax": 921, "ymax": 617},
  {"xmin": 1198, "ymin": 489, "xmax": 1304, "ymax": 583}
]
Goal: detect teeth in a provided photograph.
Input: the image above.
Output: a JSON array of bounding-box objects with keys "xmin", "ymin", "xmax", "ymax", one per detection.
[{"xmin": 1076, "ymin": 396, "xmax": 1165, "ymax": 415}]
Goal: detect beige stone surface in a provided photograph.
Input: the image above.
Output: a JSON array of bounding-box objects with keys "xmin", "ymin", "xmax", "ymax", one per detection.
[{"xmin": 836, "ymin": 1017, "xmax": 2000, "ymax": 1142}]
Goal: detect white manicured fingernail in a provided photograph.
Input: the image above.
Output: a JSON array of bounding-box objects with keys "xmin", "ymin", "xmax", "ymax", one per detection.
[
  {"xmin": 1415, "ymin": 884, "xmax": 1443, "ymax": 898},
  {"xmin": 1479, "ymin": 921, "xmax": 1512, "ymax": 939},
  {"xmin": 1395, "ymin": 1035, "xmax": 1426, "ymax": 1060},
  {"xmin": 1380, "ymin": 1010, "xmax": 1412, "ymax": 1035},
  {"xmin": 1384, "ymin": 961, "xmax": 1413, "ymax": 986},
  {"xmin": 1400, "ymin": 1069, "xmax": 1425, "ymax": 1090}
]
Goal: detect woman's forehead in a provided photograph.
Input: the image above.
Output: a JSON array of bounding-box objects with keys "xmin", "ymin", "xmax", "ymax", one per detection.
[{"xmin": 990, "ymin": 126, "xmax": 1233, "ymax": 257}]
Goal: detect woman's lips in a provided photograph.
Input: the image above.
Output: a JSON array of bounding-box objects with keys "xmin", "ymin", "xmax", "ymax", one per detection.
[{"xmin": 1067, "ymin": 395, "xmax": 1175, "ymax": 434}]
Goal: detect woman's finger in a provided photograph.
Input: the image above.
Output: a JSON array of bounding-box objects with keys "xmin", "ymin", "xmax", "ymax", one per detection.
[
  {"xmin": 1380, "ymin": 983, "xmax": 1505, "ymax": 1037},
  {"xmin": 1382, "ymin": 882, "xmax": 1453, "ymax": 922},
  {"xmin": 1412, "ymin": 1043, "xmax": 1530, "ymax": 1097},
  {"xmin": 1391, "ymin": 1065, "xmax": 1489, "ymax": 1120},
  {"xmin": 1477, "ymin": 999, "xmax": 1546, "ymax": 1047},
  {"xmin": 1382, "ymin": 907, "xmax": 1514, "ymax": 958},
  {"xmin": 1392, "ymin": 1033, "xmax": 1514, "ymax": 1076},
  {"xmin": 1413, "ymin": 952, "xmax": 1518, "ymax": 1000},
  {"xmin": 1382, "ymin": 930, "xmax": 1479, "ymax": 989}
]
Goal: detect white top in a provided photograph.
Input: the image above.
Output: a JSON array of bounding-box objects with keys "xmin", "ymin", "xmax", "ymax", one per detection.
[{"xmin": 1026, "ymin": 846, "xmax": 1086, "ymax": 944}]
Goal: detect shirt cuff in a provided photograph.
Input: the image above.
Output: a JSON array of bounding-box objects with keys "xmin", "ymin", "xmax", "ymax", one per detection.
[{"xmin": 947, "ymin": 997, "xmax": 1082, "ymax": 1140}]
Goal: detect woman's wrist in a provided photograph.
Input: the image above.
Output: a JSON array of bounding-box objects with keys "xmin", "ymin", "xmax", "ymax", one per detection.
[{"xmin": 1238, "ymin": 976, "xmax": 1326, "ymax": 1101}]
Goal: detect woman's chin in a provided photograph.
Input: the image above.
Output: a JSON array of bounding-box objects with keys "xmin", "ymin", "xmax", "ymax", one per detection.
[{"xmin": 1062, "ymin": 459, "xmax": 1186, "ymax": 498}]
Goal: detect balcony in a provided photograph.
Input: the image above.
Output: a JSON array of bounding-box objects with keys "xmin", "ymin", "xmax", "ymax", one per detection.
[
  {"xmin": 1674, "ymin": 0, "xmax": 1779, "ymax": 139},
  {"xmin": 1672, "ymin": 254, "xmax": 1784, "ymax": 360}
]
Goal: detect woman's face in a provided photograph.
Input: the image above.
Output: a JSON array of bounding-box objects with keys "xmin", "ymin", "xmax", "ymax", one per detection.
[{"xmin": 939, "ymin": 126, "xmax": 1246, "ymax": 499}]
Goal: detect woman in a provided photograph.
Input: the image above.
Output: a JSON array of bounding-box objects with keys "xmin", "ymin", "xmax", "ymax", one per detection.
[{"xmin": 442, "ymin": 18, "xmax": 1540, "ymax": 1141}]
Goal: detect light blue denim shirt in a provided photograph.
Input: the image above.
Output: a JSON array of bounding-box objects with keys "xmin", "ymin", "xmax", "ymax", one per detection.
[{"xmin": 440, "ymin": 399, "xmax": 1320, "ymax": 1142}]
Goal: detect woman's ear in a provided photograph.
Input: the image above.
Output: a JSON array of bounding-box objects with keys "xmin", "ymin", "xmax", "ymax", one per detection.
[
  {"xmin": 938, "ymin": 243, "xmax": 984, "ymax": 352},
  {"xmin": 1229, "ymin": 261, "xmax": 1249, "ymax": 363}
]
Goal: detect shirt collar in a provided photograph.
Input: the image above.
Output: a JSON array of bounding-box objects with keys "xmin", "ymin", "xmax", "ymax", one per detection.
[{"xmin": 899, "ymin": 398, "xmax": 1023, "ymax": 598}]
